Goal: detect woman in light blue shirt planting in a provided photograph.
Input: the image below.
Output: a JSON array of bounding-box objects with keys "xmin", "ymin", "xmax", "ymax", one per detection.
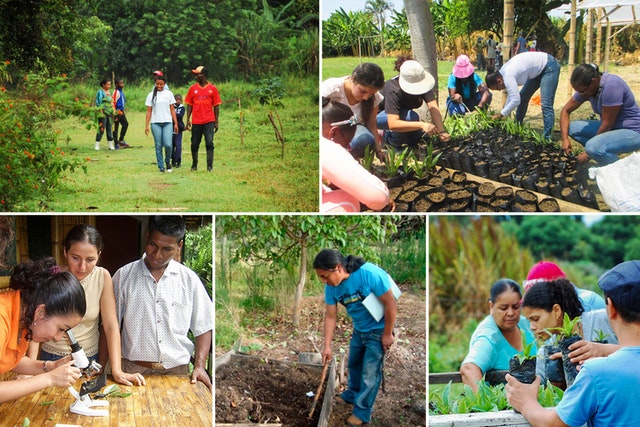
[{"xmin": 460, "ymin": 278, "xmax": 537, "ymax": 392}]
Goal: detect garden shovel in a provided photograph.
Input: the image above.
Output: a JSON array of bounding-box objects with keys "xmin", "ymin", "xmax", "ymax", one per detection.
[{"xmin": 308, "ymin": 360, "xmax": 329, "ymax": 419}]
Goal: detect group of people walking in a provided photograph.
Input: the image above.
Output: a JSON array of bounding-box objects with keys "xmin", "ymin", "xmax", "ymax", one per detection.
[{"xmin": 94, "ymin": 67, "xmax": 222, "ymax": 173}]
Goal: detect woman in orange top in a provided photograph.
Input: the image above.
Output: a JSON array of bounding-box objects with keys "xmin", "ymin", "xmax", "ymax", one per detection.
[{"xmin": 0, "ymin": 256, "xmax": 86, "ymax": 402}]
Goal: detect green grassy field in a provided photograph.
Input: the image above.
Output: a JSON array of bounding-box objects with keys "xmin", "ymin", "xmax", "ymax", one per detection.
[
  {"xmin": 322, "ymin": 56, "xmax": 454, "ymax": 94},
  {"xmin": 49, "ymin": 77, "xmax": 319, "ymax": 212}
]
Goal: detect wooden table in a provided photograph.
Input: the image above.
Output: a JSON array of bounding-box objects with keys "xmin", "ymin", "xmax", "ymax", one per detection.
[{"xmin": 0, "ymin": 375, "xmax": 212, "ymax": 426}]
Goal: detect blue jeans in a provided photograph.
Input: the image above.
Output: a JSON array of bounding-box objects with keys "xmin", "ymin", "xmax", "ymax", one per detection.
[
  {"xmin": 516, "ymin": 54, "xmax": 560, "ymax": 139},
  {"xmin": 447, "ymin": 91, "xmax": 493, "ymax": 116},
  {"xmin": 151, "ymin": 122, "xmax": 173, "ymax": 171},
  {"xmin": 340, "ymin": 328, "xmax": 384, "ymax": 423},
  {"xmin": 569, "ymin": 120, "xmax": 640, "ymax": 165},
  {"xmin": 350, "ymin": 125, "xmax": 375, "ymax": 159},
  {"xmin": 377, "ymin": 110, "xmax": 424, "ymax": 149}
]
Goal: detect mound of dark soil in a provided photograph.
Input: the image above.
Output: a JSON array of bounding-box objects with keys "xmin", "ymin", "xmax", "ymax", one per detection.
[{"xmin": 215, "ymin": 356, "xmax": 323, "ymax": 426}]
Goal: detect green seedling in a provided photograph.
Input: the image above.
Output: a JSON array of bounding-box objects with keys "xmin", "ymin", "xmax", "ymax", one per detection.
[
  {"xmin": 515, "ymin": 333, "xmax": 537, "ymax": 362},
  {"xmin": 593, "ymin": 329, "xmax": 610, "ymax": 343},
  {"xmin": 384, "ymin": 147, "xmax": 410, "ymax": 177},
  {"xmin": 361, "ymin": 144, "xmax": 375, "ymax": 172},
  {"xmin": 548, "ymin": 313, "xmax": 582, "ymax": 339}
]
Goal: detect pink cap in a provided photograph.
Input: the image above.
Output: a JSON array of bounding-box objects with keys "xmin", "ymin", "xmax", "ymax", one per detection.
[{"xmin": 523, "ymin": 261, "xmax": 567, "ymax": 291}]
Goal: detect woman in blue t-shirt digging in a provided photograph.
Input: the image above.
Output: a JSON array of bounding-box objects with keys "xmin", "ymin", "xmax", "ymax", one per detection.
[{"xmin": 314, "ymin": 249, "xmax": 397, "ymax": 427}]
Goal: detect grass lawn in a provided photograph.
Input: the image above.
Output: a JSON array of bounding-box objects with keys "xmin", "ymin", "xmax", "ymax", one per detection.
[{"xmin": 48, "ymin": 77, "xmax": 319, "ymax": 212}]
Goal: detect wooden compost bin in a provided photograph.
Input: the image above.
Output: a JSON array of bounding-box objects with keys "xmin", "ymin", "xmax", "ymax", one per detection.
[
  {"xmin": 216, "ymin": 352, "xmax": 336, "ymax": 427},
  {"xmin": 429, "ymin": 371, "xmax": 532, "ymax": 427}
]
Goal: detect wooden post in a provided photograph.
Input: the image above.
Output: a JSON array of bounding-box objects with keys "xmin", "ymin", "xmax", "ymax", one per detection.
[
  {"xmin": 501, "ymin": 0, "xmax": 515, "ymax": 108},
  {"xmin": 568, "ymin": 0, "xmax": 577, "ymax": 96},
  {"xmin": 604, "ymin": 20, "xmax": 612, "ymax": 71},
  {"xmin": 585, "ymin": 8, "xmax": 593, "ymax": 64},
  {"xmin": 596, "ymin": 9, "xmax": 603, "ymax": 65}
]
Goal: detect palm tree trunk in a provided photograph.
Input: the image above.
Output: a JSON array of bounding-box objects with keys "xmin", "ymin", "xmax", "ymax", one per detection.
[{"xmin": 405, "ymin": 0, "xmax": 439, "ymax": 99}]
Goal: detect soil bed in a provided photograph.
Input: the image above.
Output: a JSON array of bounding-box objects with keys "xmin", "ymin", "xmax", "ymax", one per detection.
[
  {"xmin": 215, "ymin": 287, "xmax": 426, "ymax": 426},
  {"xmin": 215, "ymin": 355, "xmax": 323, "ymax": 426}
]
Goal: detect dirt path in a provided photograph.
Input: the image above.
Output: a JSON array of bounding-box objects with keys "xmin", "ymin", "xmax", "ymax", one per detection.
[{"xmin": 216, "ymin": 285, "xmax": 426, "ymax": 427}]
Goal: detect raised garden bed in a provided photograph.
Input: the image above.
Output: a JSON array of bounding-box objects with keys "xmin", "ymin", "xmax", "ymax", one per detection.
[{"xmin": 215, "ymin": 353, "xmax": 335, "ymax": 427}]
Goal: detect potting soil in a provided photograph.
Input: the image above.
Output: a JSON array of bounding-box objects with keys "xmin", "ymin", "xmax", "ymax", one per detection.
[
  {"xmin": 508, "ymin": 356, "xmax": 537, "ymax": 384},
  {"xmin": 215, "ymin": 357, "xmax": 323, "ymax": 426},
  {"xmin": 377, "ymin": 127, "xmax": 603, "ymax": 212},
  {"xmin": 559, "ymin": 335, "xmax": 583, "ymax": 387}
]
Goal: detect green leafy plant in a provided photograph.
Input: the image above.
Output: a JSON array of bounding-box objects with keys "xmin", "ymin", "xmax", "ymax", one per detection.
[
  {"xmin": 384, "ymin": 147, "xmax": 410, "ymax": 177},
  {"xmin": 429, "ymin": 378, "xmax": 565, "ymax": 416},
  {"xmin": 0, "ymin": 64, "xmax": 90, "ymax": 211},
  {"xmin": 593, "ymin": 329, "xmax": 610, "ymax": 343},
  {"xmin": 548, "ymin": 313, "xmax": 582, "ymax": 339},
  {"xmin": 361, "ymin": 144, "xmax": 375, "ymax": 172},
  {"xmin": 515, "ymin": 333, "xmax": 537, "ymax": 362},
  {"xmin": 538, "ymin": 381, "xmax": 564, "ymax": 407}
]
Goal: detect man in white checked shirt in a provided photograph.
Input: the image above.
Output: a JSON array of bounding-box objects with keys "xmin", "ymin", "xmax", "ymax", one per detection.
[{"xmin": 113, "ymin": 216, "xmax": 213, "ymax": 390}]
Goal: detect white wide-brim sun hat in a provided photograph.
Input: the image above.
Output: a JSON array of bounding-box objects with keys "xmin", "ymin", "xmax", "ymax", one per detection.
[{"xmin": 398, "ymin": 60, "xmax": 435, "ymax": 95}]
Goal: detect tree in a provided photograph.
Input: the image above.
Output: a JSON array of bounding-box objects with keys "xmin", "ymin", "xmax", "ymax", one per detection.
[
  {"xmin": 323, "ymin": 9, "xmax": 378, "ymax": 57},
  {"xmin": 0, "ymin": 0, "xmax": 87, "ymax": 75},
  {"xmin": 405, "ymin": 0, "xmax": 438, "ymax": 98},
  {"xmin": 502, "ymin": 216, "xmax": 587, "ymax": 261},
  {"xmin": 365, "ymin": 0, "xmax": 395, "ymax": 32},
  {"xmin": 503, "ymin": 0, "xmax": 514, "ymax": 63},
  {"xmin": 385, "ymin": 10, "xmax": 411, "ymax": 54},
  {"xmin": 216, "ymin": 216, "xmax": 397, "ymax": 329},
  {"xmin": 365, "ymin": 0, "xmax": 394, "ymax": 57}
]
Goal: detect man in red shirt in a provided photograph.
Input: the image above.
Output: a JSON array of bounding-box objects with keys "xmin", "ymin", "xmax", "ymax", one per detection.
[{"xmin": 185, "ymin": 66, "xmax": 222, "ymax": 172}]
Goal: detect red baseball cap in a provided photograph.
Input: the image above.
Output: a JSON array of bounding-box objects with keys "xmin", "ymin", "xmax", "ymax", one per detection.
[{"xmin": 523, "ymin": 261, "xmax": 567, "ymax": 291}]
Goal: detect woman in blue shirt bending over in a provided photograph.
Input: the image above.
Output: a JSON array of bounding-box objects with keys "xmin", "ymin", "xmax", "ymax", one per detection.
[
  {"xmin": 314, "ymin": 249, "xmax": 397, "ymax": 427},
  {"xmin": 460, "ymin": 278, "xmax": 537, "ymax": 392}
]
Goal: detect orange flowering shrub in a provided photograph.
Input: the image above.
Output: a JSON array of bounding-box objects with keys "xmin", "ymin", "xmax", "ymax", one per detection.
[{"xmin": 0, "ymin": 62, "xmax": 93, "ymax": 211}]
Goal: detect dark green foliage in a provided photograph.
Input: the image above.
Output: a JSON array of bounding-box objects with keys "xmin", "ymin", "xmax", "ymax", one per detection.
[
  {"xmin": 0, "ymin": 0, "xmax": 317, "ymax": 84},
  {"xmin": 184, "ymin": 223, "xmax": 213, "ymax": 298}
]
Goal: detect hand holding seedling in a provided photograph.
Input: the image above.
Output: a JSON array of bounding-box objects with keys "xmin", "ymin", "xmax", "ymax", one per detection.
[
  {"xmin": 567, "ymin": 340, "xmax": 620, "ymax": 365},
  {"xmin": 505, "ymin": 373, "xmax": 541, "ymax": 414}
]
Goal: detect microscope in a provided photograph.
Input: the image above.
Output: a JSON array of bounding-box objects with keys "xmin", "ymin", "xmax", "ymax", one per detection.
[{"xmin": 66, "ymin": 330, "xmax": 110, "ymax": 417}]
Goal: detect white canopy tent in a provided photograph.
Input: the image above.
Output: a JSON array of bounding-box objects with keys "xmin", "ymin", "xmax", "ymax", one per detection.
[
  {"xmin": 565, "ymin": 0, "xmax": 640, "ymax": 74},
  {"xmin": 577, "ymin": 0, "xmax": 640, "ymax": 26}
]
